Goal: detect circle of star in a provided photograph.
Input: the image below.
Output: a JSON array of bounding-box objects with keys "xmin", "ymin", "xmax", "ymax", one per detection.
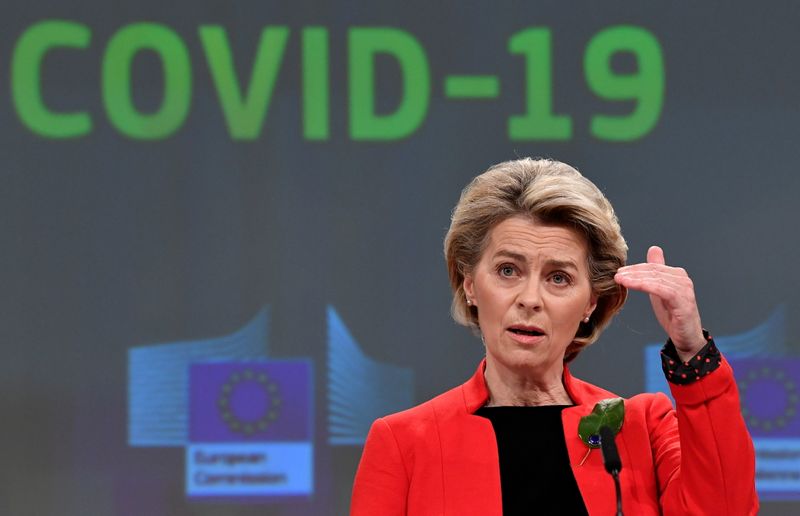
[
  {"xmin": 217, "ymin": 368, "xmax": 282, "ymax": 436},
  {"xmin": 739, "ymin": 366, "xmax": 798, "ymax": 432}
]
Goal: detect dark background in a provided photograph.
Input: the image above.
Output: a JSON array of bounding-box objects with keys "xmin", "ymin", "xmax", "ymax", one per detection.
[{"xmin": 1, "ymin": 1, "xmax": 798, "ymax": 514}]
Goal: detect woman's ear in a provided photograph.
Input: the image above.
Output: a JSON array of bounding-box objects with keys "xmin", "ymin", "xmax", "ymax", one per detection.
[
  {"xmin": 586, "ymin": 293, "xmax": 598, "ymax": 319},
  {"xmin": 463, "ymin": 273, "xmax": 475, "ymax": 304}
]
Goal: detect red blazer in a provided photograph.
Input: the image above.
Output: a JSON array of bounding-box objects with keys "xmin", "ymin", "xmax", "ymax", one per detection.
[{"xmin": 351, "ymin": 358, "xmax": 758, "ymax": 515}]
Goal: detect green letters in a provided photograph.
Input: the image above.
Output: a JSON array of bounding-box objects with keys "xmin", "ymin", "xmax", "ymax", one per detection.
[
  {"xmin": 584, "ymin": 26, "xmax": 664, "ymax": 141},
  {"xmin": 508, "ymin": 28, "xmax": 572, "ymax": 141},
  {"xmin": 349, "ymin": 28, "xmax": 429, "ymax": 140},
  {"xmin": 199, "ymin": 25, "xmax": 289, "ymax": 140},
  {"xmin": 102, "ymin": 23, "xmax": 191, "ymax": 139},
  {"xmin": 11, "ymin": 20, "xmax": 92, "ymax": 138},
  {"xmin": 9, "ymin": 21, "xmax": 664, "ymax": 143},
  {"xmin": 302, "ymin": 27, "xmax": 330, "ymax": 140}
]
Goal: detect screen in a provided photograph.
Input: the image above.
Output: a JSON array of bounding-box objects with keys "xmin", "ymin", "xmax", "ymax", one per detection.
[{"xmin": 2, "ymin": 1, "xmax": 799, "ymax": 514}]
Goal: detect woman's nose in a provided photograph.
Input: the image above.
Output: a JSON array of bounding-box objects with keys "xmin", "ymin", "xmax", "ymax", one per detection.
[{"xmin": 516, "ymin": 278, "xmax": 543, "ymax": 311}]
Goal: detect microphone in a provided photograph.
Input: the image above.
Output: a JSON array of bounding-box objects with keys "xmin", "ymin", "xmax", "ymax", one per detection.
[
  {"xmin": 599, "ymin": 425, "xmax": 621, "ymax": 474},
  {"xmin": 599, "ymin": 425, "xmax": 623, "ymax": 516}
]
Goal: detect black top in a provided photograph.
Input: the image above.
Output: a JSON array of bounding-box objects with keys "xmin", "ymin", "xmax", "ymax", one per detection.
[{"xmin": 475, "ymin": 405, "xmax": 589, "ymax": 516}]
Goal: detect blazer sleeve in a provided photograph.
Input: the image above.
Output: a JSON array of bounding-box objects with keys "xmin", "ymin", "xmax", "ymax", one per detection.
[
  {"xmin": 649, "ymin": 357, "xmax": 758, "ymax": 515},
  {"xmin": 350, "ymin": 417, "xmax": 410, "ymax": 516}
]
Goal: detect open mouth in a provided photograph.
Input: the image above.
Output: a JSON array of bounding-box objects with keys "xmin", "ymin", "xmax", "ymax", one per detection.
[{"xmin": 508, "ymin": 327, "xmax": 544, "ymax": 337}]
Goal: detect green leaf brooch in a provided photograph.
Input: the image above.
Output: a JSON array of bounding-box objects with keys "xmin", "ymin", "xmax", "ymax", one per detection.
[{"xmin": 577, "ymin": 397, "xmax": 624, "ymax": 465}]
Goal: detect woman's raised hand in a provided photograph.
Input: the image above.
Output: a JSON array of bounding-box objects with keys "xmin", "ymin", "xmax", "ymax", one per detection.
[{"xmin": 614, "ymin": 246, "xmax": 707, "ymax": 360}]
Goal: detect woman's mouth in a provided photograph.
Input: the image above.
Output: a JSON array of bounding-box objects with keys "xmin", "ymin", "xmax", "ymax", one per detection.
[
  {"xmin": 507, "ymin": 326, "xmax": 545, "ymax": 341},
  {"xmin": 508, "ymin": 326, "xmax": 544, "ymax": 336}
]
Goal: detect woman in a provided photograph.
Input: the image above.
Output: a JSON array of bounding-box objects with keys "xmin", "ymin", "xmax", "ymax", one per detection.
[{"xmin": 351, "ymin": 158, "xmax": 757, "ymax": 515}]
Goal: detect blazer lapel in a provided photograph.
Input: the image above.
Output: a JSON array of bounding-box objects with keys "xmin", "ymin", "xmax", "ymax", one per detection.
[
  {"xmin": 562, "ymin": 366, "xmax": 618, "ymax": 515},
  {"xmin": 436, "ymin": 360, "xmax": 503, "ymax": 515}
]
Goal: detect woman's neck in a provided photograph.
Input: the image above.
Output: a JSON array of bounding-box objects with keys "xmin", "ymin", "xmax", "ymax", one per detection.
[{"xmin": 483, "ymin": 358, "xmax": 572, "ymax": 407}]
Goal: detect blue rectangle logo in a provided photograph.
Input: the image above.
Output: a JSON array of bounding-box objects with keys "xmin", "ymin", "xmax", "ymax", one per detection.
[
  {"xmin": 186, "ymin": 443, "xmax": 313, "ymax": 497},
  {"xmin": 189, "ymin": 361, "xmax": 312, "ymax": 442},
  {"xmin": 187, "ymin": 360, "xmax": 314, "ymax": 499}
]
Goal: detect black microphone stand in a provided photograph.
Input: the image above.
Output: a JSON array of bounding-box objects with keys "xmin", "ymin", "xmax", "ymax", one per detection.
[
  {"xmin": 610, "ymin": 467, "xmax": 622, "ymax": 516},
  {"xmin": 599, "ymin": 425, "xmax": 623, "ymax": 516}
]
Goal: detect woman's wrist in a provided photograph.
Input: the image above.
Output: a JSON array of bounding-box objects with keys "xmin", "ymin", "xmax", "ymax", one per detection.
[
  {"xmin": 674, "ymin": 334, "xmax": 709, "ymax": 362},
  {"xmin": 661, "ymin": 330, "xmax": 721, "ymax": 385}
]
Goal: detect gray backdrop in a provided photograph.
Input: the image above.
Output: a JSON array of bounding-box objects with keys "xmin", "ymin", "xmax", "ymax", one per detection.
[{"xmin": 2, "ymin": 1, "xmax": 799, "ymax": 514}]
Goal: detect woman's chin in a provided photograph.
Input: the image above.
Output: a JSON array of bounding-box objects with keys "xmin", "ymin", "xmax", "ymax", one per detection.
[{"xmin": 492, "ymin": 350, "xmax": 563, "ymax": 376}]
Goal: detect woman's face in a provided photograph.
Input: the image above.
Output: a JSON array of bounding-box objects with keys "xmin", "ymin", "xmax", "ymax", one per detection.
[{"xmin": 463, "ymin": 216, "xmax": 597, "ymax": 379}]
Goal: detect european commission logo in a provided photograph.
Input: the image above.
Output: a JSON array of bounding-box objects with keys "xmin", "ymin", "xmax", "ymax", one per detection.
[
  {"xmin": 733, "ymin": 360, "xmax": 800, "ymax": 436},
  {"xmin": 127, "ymin": 306, "xmax": 414, "ymax": 503},
  {"xmin": 186, "ymin": 361, "xmax": 313, "ymax": 499}
]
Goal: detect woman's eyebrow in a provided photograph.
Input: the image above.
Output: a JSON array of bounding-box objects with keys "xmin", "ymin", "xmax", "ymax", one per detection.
[
  {"xmin": 544, "ymin": 258, "xmax": 579, "ymax": 271},
  {"xmin": 492, "ymin": 251, "xmax": 579, "ymax": 271},
  {"xmin": 493, "ymin": 250, "xmax": 526, "ymax": 262}
]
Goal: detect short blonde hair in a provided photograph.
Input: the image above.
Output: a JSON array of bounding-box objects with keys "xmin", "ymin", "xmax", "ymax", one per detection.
[{"xmin": 444, "ymin": 158, "xmax": 628, "ymax": 362}]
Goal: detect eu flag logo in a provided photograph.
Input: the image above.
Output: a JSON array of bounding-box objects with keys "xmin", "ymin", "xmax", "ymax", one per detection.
[
  {"xmin": 186, "ymin": 360, "xmax": 314, "ymax": 498},
  {"xmin": 190, "ymin": 361, "xmax": 312, "ymax": 442},
  {"xmin": 729, "ymin": 358, "xmax": 800, "ymax": 437}
]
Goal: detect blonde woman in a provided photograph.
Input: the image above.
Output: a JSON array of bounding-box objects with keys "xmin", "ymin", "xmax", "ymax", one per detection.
[{"xmin": 351, "ymin": 158, "xmax": 757, "ymax": 516}]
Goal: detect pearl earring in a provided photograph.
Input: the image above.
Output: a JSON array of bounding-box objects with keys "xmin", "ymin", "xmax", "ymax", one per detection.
[{"xmin": 583, "ymin": 316, "xmax": 590, "ymax": 323}]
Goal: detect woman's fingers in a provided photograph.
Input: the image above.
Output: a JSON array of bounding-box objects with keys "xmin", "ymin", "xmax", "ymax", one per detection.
[
  {"xmin": 614, "ymin": 268, "xmax": 693, "ymax": 296},
  {"xmin": 616, "ymin": 263, "xmax": 687, "ymax": 279},
  {"xmin": 647, "ymin": 245, "xmax": 665, "ymax": 265},
  {"xmin": 615, "ymin": 245, "xmax": 705, "ymax": 356},
  {"xmin": 614, "ymin": 274, "xmax": 685, "ymax": 303}
]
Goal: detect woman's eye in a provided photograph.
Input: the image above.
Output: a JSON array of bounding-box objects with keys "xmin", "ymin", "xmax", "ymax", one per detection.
[
  {"xmin": 499, "ymin": 265, "xmax": 516, "ymax": 277},
  {"xmin": 551, "ymin": 272, "xmax": 571, "ymax": 285}
]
